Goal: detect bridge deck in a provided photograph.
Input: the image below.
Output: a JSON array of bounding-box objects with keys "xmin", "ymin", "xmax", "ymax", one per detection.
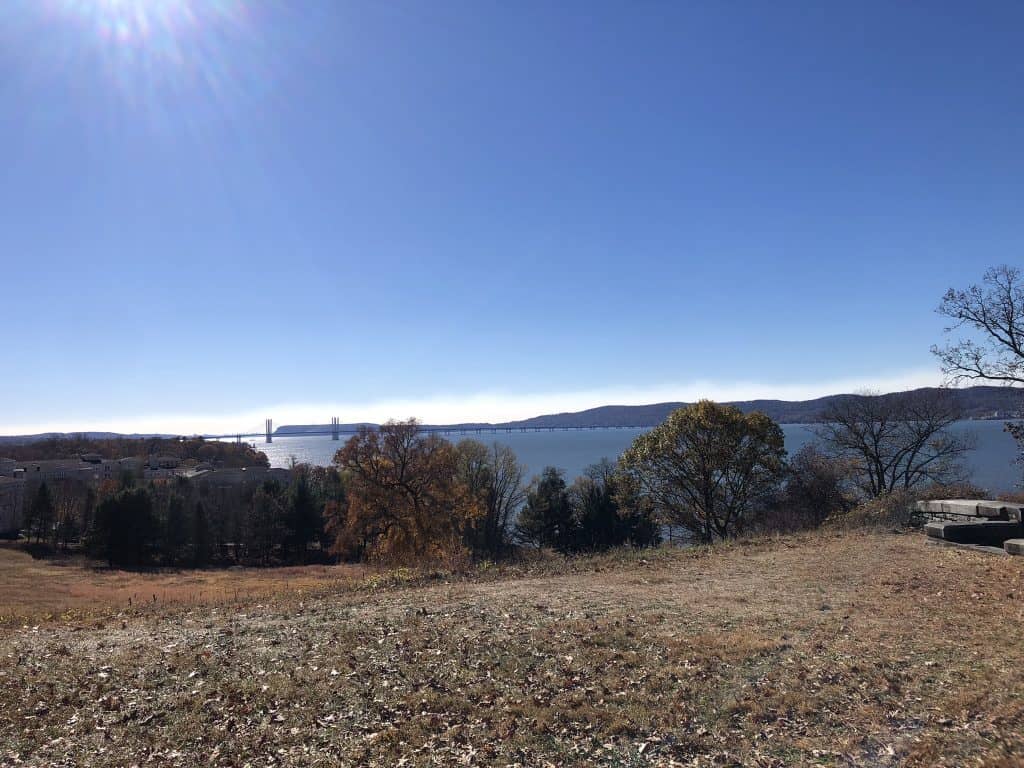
[{"xmin": 203, "ymin": 425, "xmax": 650, "ymax": 441}]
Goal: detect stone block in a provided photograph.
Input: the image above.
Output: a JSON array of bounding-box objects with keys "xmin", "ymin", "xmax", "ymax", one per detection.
[
  {"xmin": 1004, "ymin": 539, "xmax": 1024, "ymax": 555},
  {"xmin": 915, "ymin": 499, "xmax": 1024, "ymax": 520},
  {"xmin": 975, "ymin": 500, "xmax": 1024, "ymax": 520},
  {"xmin": 939, "ymin": 499, "xmax": 984, "ymax": 516},
  {"xmin": 915, "ymin": 500, "xmax": 946, "ymax": 515},
  {"xmin": 917, "ymin": 499, "xmax": 984, "ymax": 516},
  {"xmin": 924, "ymin": 520, "xmax": 1024, "ymax": 546}
]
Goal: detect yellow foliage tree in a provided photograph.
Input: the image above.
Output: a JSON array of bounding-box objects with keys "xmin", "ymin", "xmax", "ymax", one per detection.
[
  {"xmin": 620, "ymin": 400, "xmax": 786, "ymax": 542},
  {"xmin": 330, "ymin": 420, "xmax": 481, "ymax": 566}
]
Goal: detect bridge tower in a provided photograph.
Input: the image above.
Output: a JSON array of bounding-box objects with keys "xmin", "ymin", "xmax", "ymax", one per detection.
[
  {"xmin": 265, "ymin": 419, "xmax": 273, "ymax": 444},
  {"xmin": 331, "ymin": 417, "xmax": 340, "ymax": 441}
]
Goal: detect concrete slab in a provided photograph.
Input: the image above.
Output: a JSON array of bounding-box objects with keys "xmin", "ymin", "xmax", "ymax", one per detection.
[
  {"xmin": 915, "ymin": 500, "xmax": 947, "ymax": 515},
  {"xmin": 915, "ymin": 499, "xmax": 1024, "ymax": 520},
  {"xmin": 925, "ymin": 520, "xmax": 1024, "ymax": 546},
  {"xmin": 917, "ymin": 499, "xmax": 985, "ymax": 516},
  {"xmin": 977, "ymin": 501, "xmax": 1024, "ymax": 521},
  {"xmin": 926, "ymin": 538, "xmax": 1008, "ymax": 556},
  {"xmin": 942, "ymin": 499, "xmax": 989, "ymax": 516},
  {"xmin": 1004, "ymin": 539, "xmax": 1024, "ymax": 556}
]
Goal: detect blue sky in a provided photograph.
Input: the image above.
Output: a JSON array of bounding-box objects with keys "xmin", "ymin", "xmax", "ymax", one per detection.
[{"xmin": 2, "ymin": 1, "xmax": 1022, "ymax": 434}]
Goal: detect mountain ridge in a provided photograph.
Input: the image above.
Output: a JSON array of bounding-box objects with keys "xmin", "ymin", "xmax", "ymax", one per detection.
[
  {"xmin": 3, "ymin": 386, "xmax": 1021, "ymax": 443},
  {"xmin": 276, "ymin": 385, "xmax": 1024, "ymax": 434}
]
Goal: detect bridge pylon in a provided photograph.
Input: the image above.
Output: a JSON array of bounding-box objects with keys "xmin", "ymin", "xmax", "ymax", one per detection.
[
  {"xmin": 331, "ymin": 417, "xmax": 340, "ymax": 440},
  {"xmin": 265, "ymin": 419, "xmax": 273, "ymax": 443}
]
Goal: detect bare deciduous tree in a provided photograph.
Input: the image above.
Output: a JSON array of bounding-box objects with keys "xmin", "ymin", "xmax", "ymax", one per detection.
[
  {"xmin": 815, "ymin": 389, "xmax": 974, "ymax": 497},
  {"xmin": 52, "ymin": 479, "xmax": 85, "ymax": 551},
  {"xmin": 484, "ymin": 443, "xmax": 527, "ymax": 555},
  {"xmin": 933, "ymin": 265, "xmax": 1024, "ymax": 385},
  {"xmin": 455, "ymin": 439, "xmax": 527, "ymax": 558}
]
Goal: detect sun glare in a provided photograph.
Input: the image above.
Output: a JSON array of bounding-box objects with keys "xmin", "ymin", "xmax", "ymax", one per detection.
[
  {"xmin": 24, "ymin": 0, "xmax": 268, "ymax": 128},
  {"xmin": 52, "ymin": 0, "xmax": 246, "ymax": 47}
]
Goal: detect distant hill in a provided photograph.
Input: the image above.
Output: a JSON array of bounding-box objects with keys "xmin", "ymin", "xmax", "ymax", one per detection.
[
  {"xmin": 275, "ymin": 385, "xmax": 1024, "ymax": 434},
  {"xmin": 487, "ymin": 386, "xmax": 1024, "ymax": 429},
  {"xmin": 4, "ymin": 386, "xmax": 1021, "ymax": 444},
  {"xmin": 0, "ymin": 432, "xmax": 174, "ymax": 445},
  {"xmin": 0, "ymin": 435, "xmax": 268, "ymax": 467}
]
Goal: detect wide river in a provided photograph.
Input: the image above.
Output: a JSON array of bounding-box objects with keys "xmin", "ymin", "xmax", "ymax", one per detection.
[{"xmin": 252, "ymin": 419, "xmax": 1022, "ymax": 494}]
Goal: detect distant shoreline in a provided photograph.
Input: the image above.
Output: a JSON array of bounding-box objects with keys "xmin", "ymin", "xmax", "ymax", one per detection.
[
  {"xmin": 273, "ymin": 385, "xmax": 1022, "ymax": 435},
  {"xmin": 2, "ymin": 385, "xmax": 1021, "ymax": 444}
]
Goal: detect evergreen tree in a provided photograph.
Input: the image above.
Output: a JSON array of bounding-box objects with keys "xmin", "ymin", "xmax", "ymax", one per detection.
[
  {"xmin": 565, "ymin": 461, "xmax": 661, "ymax": 553},
  {"xmin": 163, "ymin": 494, "xmax": 189, "ymax": 566},
  {"xmin": 245, "ymin": 482, "xmax": 286, "ymax": 565},
  {"xmin": 89, "ymin": 488, "xmax": 160, "ymax": 567},
  {"xmin": 192, "ymin": 501, "xmax": 213, "ymax": 567},
  {"xmin": 81, "ymin": 487, "xmax": 97, "ymax": 542},
  {"xmin": 571, "ymin": 462, "xmax": 623, "ymax": 552},
  {"xmin": 516, "ymin": 467, "xmax": 576, "ymax": 552},
  {"xmin": 287, "ymin": 469, "xmax": 323, "ymax": 562}
]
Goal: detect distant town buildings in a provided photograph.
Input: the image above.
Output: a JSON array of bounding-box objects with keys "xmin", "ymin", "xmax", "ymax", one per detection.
[
  {"xmin": 0, "ymin": 475, "xmax": 25, "ymax": 537},
  {"xmin": 967, "ymin": 410, "xmax": 1024, "ymax": 420},
  {"xmin": 14, "ymin": 457, "xmax": 134, "ymax": 483},
  {"xmin": 192, "ymin": 466, "xmax": 291, "ymax": 488}
]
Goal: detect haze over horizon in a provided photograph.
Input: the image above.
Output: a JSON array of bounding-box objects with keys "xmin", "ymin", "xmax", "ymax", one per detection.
[
  {"xmin": 3, "ymin": 2, "xmax": 1023, "ymax": 435},
  {"xmin": 0, "ymin": 369, "xmax": 950, "ymax": 436}
]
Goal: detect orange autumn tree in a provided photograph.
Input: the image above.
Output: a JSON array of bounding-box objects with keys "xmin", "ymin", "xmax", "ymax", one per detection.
[{"xmin": 329, "ymin": 420, "xmax": 482, "ymax": 566}]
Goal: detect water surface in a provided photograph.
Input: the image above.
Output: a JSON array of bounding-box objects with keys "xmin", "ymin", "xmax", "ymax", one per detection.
[{"xmin": 248, "ymin": 420, "xmax": 1022, "ymax": 493}]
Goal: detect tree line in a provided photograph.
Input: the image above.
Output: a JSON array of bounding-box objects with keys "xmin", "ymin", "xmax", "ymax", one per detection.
[
  {"xmin": 20, "ymin": 389, "xmax": 975, "ymax": 568},
  {"xmin": 25, "ymin": 264, "xmax": 1024, "ymax": 568},
  {"xmin": 23, "ymin": 466, "xmax": 341, "ymax": 568}
]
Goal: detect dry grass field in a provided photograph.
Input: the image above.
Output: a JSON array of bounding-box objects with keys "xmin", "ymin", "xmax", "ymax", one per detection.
[
  {"xmin": 0, "ymin": 545, "xmax": 367, "ymax": 626},
  {"xmin": 3, "ymin": 530, "xmax": 1024, "ymax": 766}
]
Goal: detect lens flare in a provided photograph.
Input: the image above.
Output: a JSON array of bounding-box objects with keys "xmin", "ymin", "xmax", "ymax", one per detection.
[
  {"xmin": 6, "ymin": 0, "xmax": 279, "ymax": 133},
  {"xmin": 49, "ymin": 0, "xmax": 248, "ymax": 48}
]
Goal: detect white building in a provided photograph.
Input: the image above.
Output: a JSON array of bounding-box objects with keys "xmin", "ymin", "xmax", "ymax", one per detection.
[
  {"xmin": 13, "ymin": 457, "xmax": 144, "ymax": 485},
  {"xmin": 193, "ymin": 466, "xmax": 291, "ymax": 488},
  {"xmin": 0, "ymin": 476, "xmax": 25, "ymax": 537}
]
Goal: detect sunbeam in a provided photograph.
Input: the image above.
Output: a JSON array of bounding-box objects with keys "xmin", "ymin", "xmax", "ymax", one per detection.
[
  {"xmin": 47, "ymin": 0, "xmax": 248, "ymax": 51},
  {"xmin": 5, "ymin": 0, "xmax": 283, "ymax": 134}
]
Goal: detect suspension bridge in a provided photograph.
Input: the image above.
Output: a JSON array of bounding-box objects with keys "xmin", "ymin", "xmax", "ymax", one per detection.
[{"xmin": 202, "ymin": 419, "xmax": 649, "ymax": 444}]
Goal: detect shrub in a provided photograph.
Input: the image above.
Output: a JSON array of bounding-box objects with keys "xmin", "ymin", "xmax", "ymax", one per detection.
[
  {"xmin": 826, "ymin": 490, "xmax": 921, "ymax": 531},
  {"xmin": 762, "ymin": 446, "xmax": 857, "ymax": 533}
]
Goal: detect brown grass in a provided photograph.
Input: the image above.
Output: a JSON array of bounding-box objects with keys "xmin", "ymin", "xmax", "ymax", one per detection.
[
  {"xmin": 0, "ymin": 545, "xmax": 367, "ymax": 625},
  {"xmin": 3, "ymin": 530, "xmax": 1024, "ymax": 766}
]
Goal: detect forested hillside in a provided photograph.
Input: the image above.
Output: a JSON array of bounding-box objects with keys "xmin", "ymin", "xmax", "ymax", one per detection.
[{"xmin": 0, "ymin": 436, "xmax": 268, "ymax": 467}]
